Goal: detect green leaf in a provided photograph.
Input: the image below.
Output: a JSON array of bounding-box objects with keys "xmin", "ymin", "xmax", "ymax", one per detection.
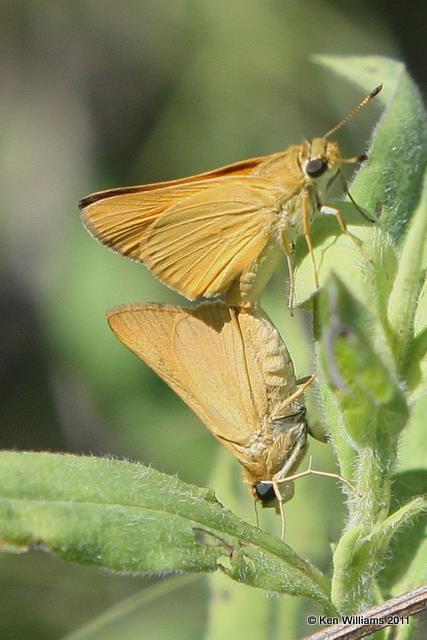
[
  {"xmin": 331, "ymin": 497, "xmax": 427, "ymax": 614},
  {"xmin": 0, "ymin": 452, "xmax": 221, "ymax": 574},
  {"xmin": 379, "ymin": 393, "xmax": 427, "ymax": 597},
  {"xmin": 295, "ymin": 56, "xmax": 427, "ymax": 306},
  {"xmin": 367, "ymin": 494, "xmax": 426, "ymax": 564},
  {"xmin": 398, "ymin": 394, "xmax": 427, "ymax": 472},
  {"xmin": 313, "ymin": 54, "xmax": 403, "ymax": 106},
  {"xmin": 410, "ymin": 282, "xmax": 427, "ymax": 395},
  {"xmin": 379, "ymin": 474, "xmax": 427, "ymax": 597},
  {"xmin": 318, "ymin": 274, "xmax": 407, "ymax": 449},
  {"xmin": 0, "ymin": 452, "xmax": 333, "ymax": 610},
  {"xmin": 315, "ymin": 55, "xmax": 427, "ymax": 244},
  {"xmin": 331, "ymin": 526, "xmax": 364, "ymax": 612},
  {"xmin": 387, "ymin": 172, "xmax": 427, "ymax": 377}
]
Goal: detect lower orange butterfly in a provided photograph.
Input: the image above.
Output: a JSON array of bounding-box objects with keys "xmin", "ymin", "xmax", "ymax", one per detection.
[{"xmin": 107, "ymin": 301, "xmax": 314, "ymax": 535}]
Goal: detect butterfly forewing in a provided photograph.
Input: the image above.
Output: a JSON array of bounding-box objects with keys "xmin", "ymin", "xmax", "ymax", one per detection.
[
  {"xmin": 81, "ymin": 182, "xmax": 220, "ymax": 260},
  {"xmin": 141, "ymin": 179, "xmax": 280, "ymax": 299},
  {"xmin": 80, "ymin": 155, "xmax": 268, "ymax": 261},
  {"xmin": 106, "ymin": 302, "xmax": 299, "ymax": 462}
]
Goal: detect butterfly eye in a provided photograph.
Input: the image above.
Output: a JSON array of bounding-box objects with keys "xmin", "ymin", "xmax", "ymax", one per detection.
[
  {"xmin": 306, "ymin": 158, "xmax": 328, "ymax": 178},
  {"xmin": 255, "ymin": 482, "xmax": 276, "ymax": 505}
]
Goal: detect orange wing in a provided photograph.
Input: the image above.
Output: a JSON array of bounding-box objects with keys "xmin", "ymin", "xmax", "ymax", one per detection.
[
  {"xmin": 79, "ymin": 155, "xmax": 268, "ymax": 260},
  {"xmin": 106, "ymin": 301, "xmax": 297, "ymax": 450},
  {"xmin": 107, "ymin": 302, "xmax": 257, "ymax": 446},
  {"xmin": 140, "ymin": 177, "xmax": 281, "ymax": 299}
]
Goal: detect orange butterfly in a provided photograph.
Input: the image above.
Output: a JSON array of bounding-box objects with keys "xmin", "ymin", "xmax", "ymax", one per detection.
[
  {"xmin": 107, "ymin": 301, "xmax": 314, "ymax": 535},
  {"xmin": 81, "ymin": 85, "xmax": 381, "ymax": 308}
]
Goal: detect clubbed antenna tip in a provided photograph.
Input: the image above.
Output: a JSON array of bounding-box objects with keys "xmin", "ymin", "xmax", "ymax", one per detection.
[
  {"xmin": 370, "ymin": 84, "xmax": 383, "ymax": 98},
  {"xmin": 324, "ymin": 83, "xmax": 383, "ymax": 139}
]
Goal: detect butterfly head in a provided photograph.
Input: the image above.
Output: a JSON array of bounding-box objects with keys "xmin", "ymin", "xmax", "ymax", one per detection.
[
  {"xmin": 253, "ymin": 478, "xmax": 295, "ymax": 510},
  {"xmin": 250, "ymin": 414, "xmax": 308, "ymax": 511},
  {"xmin": 302, "ymin": 137, "xmax": 367, "ymax": 197},
  {"xmin": 301, "ymin": 137, "xmax": 340, "ymax": 185}
]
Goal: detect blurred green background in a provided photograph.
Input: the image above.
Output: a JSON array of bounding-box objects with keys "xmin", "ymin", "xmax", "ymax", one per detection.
[{"xmin": 0, "ymin": 2, "xmax": 425, "ymax": 639}]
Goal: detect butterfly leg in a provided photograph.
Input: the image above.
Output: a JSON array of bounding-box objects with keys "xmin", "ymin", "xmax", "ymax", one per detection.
[
  {"xmin": 278, "ymin": 455, "xmax": 358, "ymax": 495},
  {"xmin": 281, "ymin": 374, "xmax": 315, "ymax": 407},
  {"xmin": 271, "ymin": 456, "xmax": 358, "ymax": 539},
  {"xmin": 321, "ymin": 205, "xmax": 371, "ymax": 262},
  {"xmin": 302, "ymin": 188, "xmax": 320, "ymax": 289},
  {"xmin": 271, "ymin": 374, "xmax": 315, "ymax": 427},
  {"xmin": 281, "ymin": 231, "xmax": 295, "ymax": 314},
  {"xmin": 338, "ymin": 170, "xmax": 375, "ymax": 223},
  {"xmin": 271, "ymin": 477, "xmax": 290, "ymax": 539}
]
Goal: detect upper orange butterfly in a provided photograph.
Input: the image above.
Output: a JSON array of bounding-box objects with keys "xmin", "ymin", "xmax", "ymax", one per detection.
[{"xmin": 80, "ymin": 85, "xmax": 382, "ymax": 308}]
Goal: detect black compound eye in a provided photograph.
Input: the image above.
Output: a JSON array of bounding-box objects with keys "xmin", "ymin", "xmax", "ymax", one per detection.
[
  {"xmin": 306, "ymin": 157, "xmax": 328, "ymax": 178},
  {"xmin": 255, "ymin": 482, "xmax": 276, "ymax": 504}
]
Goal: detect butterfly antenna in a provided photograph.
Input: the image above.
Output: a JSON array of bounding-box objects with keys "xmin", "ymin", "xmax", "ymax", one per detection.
[
  {"xmin": 253, "ymin": 499, "xmax": 260, "ymax": 528},
  {"xmin": 324, "ymin": 84, "xmax": 383, "ymax": 139}
]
